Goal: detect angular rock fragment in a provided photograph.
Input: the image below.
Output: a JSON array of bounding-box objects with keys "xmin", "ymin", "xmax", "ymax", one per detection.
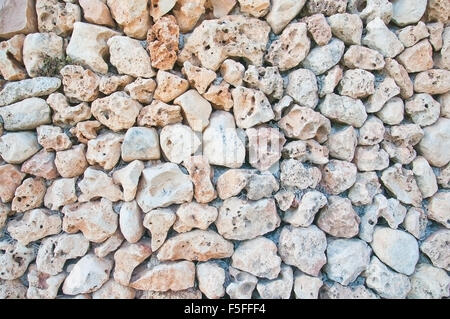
[
  {"xmin": 407, "ymin": 264, "xmax": 450, "ymax": 299},
  {"xmin": 11, "ymin": 177, "xmax": 46, "ymax": 213},
  {"xmin": 107, "ymin": 0, "xmax": 150, "ymax": 39},
  {"xmin": 257, "ymin": 264, "xmax": 293, "ymax": 299},
  {"xmin": 421, "ymin": 230, "xmax": 450, "ymax": 271},
  {"xmin": 281, "ymin": 159, "xmax": 322, "ymax": 190},
  {"xmin": 319, "ymin": 93, "xmax": 367, "ymax": 127},
  {"xmin": 0, "ymin": 0, "xmax": 37, "ymax": 39},
  {"xmin": 36, "ymin": 0, "xmax": 81, "ymax": 36},
  {"xmin": 226, "ymin": 267, "xmax": 258, "ymax": 299},
  {"xmin": 326, "ymin": 126, "xmax": 357, "ymax": 161},
  {"xmin": 121, "ymin": 127, "xmax": 160, "ymax": 162},
  {"xmin": 293, "ymin": 271, "xmax": 323, "ymax": 299},
  {"xmin": 286, "ymin": 69, "xmax": 318, "ymax": 109},
  {"xmin": 183, "ymin": 156, "xmax": 216, "ymax": 204},
  {"xmin": 343, "ymin": 45, "xmax": 385, "ymax": 70},
  {"xmin": 381, "ymin": 164, "xmax": 423, "ymax": 207},
  {"xmin": 160, "ymin": 124, "xmax": 201, "ymax": 164},
  {"xmin": 0, "ymin": 241, "xmax": 35, "ymax": 280},
  {"xmin": 328, "ymin": 14, "xmax": 362, "ymax": 45},
  {"xmin": 197, "ymin": 262, "xmax": 226, "ymax": 299},
  {"xmin": 47, "ymin": 93, "xmax": 91, "ymax": 127},
  {"xmin": 282, "ymin": 191, "xmax": 327, "ymax": 227},
  {"xmin": 0, "ymin": 35, "xmax": 26, "ymax": 81},
  {"xmin": 86, "ymin": 133, "xmax": 123, "ymax": 171},
  {"xmin": 302, "ymin": 38, "xmax": 345, "ymax": 75},
  {"xmin": 137, "ymin": 100, "xmax": 183, "ymax": 128},
  {"xmin": 92, "ymin": 279, "xmax": 136, "ymax": 299},
  {"xmin": 173, "ymin": 202, "xmax": 217, "ymax": 233},
  {"xmin": 143, "ymin": 208, "xmax": 176, "ymax": 251},
  {"xmin": 417, "ymin": 118, "xmax": 450, "ymax": 167},
  {"xmin": 317, "ymin": 196, "xmax": 360, "ymax": 238},
  {"xmin": 427, "ymin": 192, "xmax": 450, "ymax": 228},
  {"xmin": 78, "ymin": 167, "xmax": 123, "ymax": 202},
  {"xmin": 320, "ymin": 160, "xmax": 357, "ymax": 195},
  {"xmin": 27, "ymin": 264, "xmax": 66, "ymax": 299},
  {"xmin": 114, "ymin": 240, "xmax": 152, "ymax": 286},
  {"xmin": 182, "ymin": 61, "xmax": 216, "ymax": 94},
  {"xmin": 0, "ymin": 77, "xmax": 61, "ymax": 106},
  {"xmin": 362, "ymin": 18, "xmax": 404, "ymax": 58}
]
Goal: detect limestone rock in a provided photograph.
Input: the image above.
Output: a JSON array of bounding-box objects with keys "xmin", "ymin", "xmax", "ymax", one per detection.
[
  {"xmin": 305, "ymin": 0, "xmax": 347, "ymax": 16},
  {"xmin": 397, "ymin": 40, "xmax": 433, "ymax": 73},
  {"xmin": 362, "ymin": 18, "xmax": 404, "ymax": 58},
  {"xmin": 173, "ymin": 0, "xmax": 206, "ymax": 33},
  {"xmin": 0, "ymin": 77, "xmax": 61, "ymax": 106},
  {"xmin": 220, "ymin": 59, "xmax": 244, "ymax": 87},
  {"xmin": 274, "ymin": 190, "xmax": 295, "ymax": 212},
  {"xmin": 124, "ymin": 78, "xmax": 156, "ymax": 104},
  {"xmin": 286, "ymin": 69, "xmax": 318, "ymax": 109},
  {"xmin": 27, "ymin": 264, "xmax": 66, "ymax": 299},
  {"xmin": 428, "ymin": 22, "xmax": 444, "ymax": 50},
  {"xmin": 282, "ymin": 191, "xmax": 327, "ymax": 227},
  {"xmin": 403, "ymin": 207, "xmax": 428, "ymax": 239},
  {"xmin": 319, "ymin": 93, "xmax": 367, "ymax": 128},
  {"xmin": 154, "ymin": 70, "xmax": 189, "ymax": 103},
  {"xmin": 320, "ymin": 160, "xmax": 357, "ymax": 195},
  {"xmin": 130, "ymin": 260, "xmax": 195, "ymax": 292},
  {"xmin": 414, "ymin": 69, "xmax": 450, "ymax": 95},
  {"xmin": 86, "ymin": 133, "xmax": 123, "ymax": 170},
  {"xmin": 37, "ymin": 125, "xmax": 71, "ymax": 151},
  {"xmin": 266, "ymin": 23, "xmax": 310, "ymax": 71},
  {"xmin": 325, "ymin": 239, "xmax": 371, "ymax": 286},
  {"xmin": 137, "ymin": 100, "xmax": 183, "ymax": 127},
  {"xmin": 354, "ymin": 145, "xmax": 390, "ymax": 172},
  {"xmin": 0, "ymin": 164, "xmax": 25, "ymax": 203},
  {"xmin": 0, "ymin": 279, "xmax": 27, "ymax": 299},
  {"xmin": 160, "ymin": 124, "xmax": 201, "ymax": 164},
  {"xmin": 0, "ymin": 35, "xmax": 26, "ymax": 81},
  {"xmin": 182, "ymin": 61, "xmax": 216, "ymax": 94},
  {"xmin": 282, "ymin": 139, "xmax": 329, "ymax": 165},
  {"xmin": 174, "ymin": 90, "xmax": 211, "ymax": 132},
  {"xmin": 143, "ymin": 208, "xmax": 176, "ymax": 251},
  {"xmin": 47, "ymin": 93, "xmax": 91, "ymax": 127},
  {"xmin": 338, "ymin": 69, "xmax": 375, "ymax": 99},
  {"xmin": 181, "ymin": 15, "xmax": 270, "ymax": 70},
  {"xmin": 94, "ymin": 230, "xmax": 124, "ymax": 259},
  {"xmin": 157, "ymin": 230, "xmax": 234, "ymax": 262},
  {"xmin": 348, "ymin": 0, "xmax": 393, "ymax": 23},
  {"xmin": 257, "ymin": 264, "xmax": 293, "ymax": 299},
  {"xmin": 0, "ymin": 0, "xmax": 37, "ymax": 39},
  {"xmin": 202, "ymin": 111, "xmax": 246, "ymax": 168},
  {"xmin": 371, "ymin": 227, "xmax": 419, "ymax": 275},
  {"xmin": 174, "ymin": 202, "xmax": 218, "ymax": 233},
  {"xmin": 79, "ymin": 0, "xmax": 115, "ymax": 27},
  {"xmin": 55, "ymin": 144, "xmax": 88, "ymax": 178},
  {"xmin": 232, "ymin": 236, "xmax": 281, "ymax": 279},
  {"xmin": 293, "ymin": 271, "xmax": 323, "ymax": 299},
  {"xmin": 437, "ymin": 163, "xmax": 450, "ymax": 188},
  {"xmin": 421, "ymin": 230, "xmax": 450, "ymax": 271},
  {"xmin": 136, "ymin": 163, "xmax": 193, "ymax": 213},
  {"xmin": 407, "ymin": 264, "xmax": 450, "ymax": 299},
  {"xmin": 348, "ymin": 172, "xmax": 381, "ymax": 206},
  {"xmin": 398, "ymin": 22, "xmax": 429, "ymax": 47},
  {"xmin": 113, "ymin": 240, "xmax": 152, "ymax": 286},
  {"xmin": 216, "ymin": 197, "xmax": 280, "ymax": 240},
  {"xmin": 391, "ymin": 0, "xmax": 427, "ymax": 26},
  {"xmin": 62, "ymin": 254, "xmax": 113, "ymax": 295},
  {"xmin": 280, "ymin": 159, "xmax": 322, "ymax": 190},
  {"xmin": 36, "ymin": 0, "xmax": 81, "ymax": 36},
  {"xmin": 343, "ymin": 45, "xmax": 385, "ymax": 71},
  {"xmin": 317, "ymin": 196, "xmax": 360, "ymax": 238},
  {"xmin": 62, "ymin": 198, "xmax": 118, "ymax": 243},
  {"xmin": 247, "ymin": 126, "xmax": 285, "ymax": 171},
  {"xmin": 243, "ymin": 65, "xmax": 284, "ymax": 100},
  {"xmin": 150, "ymin": 0, "xmax": 177, "ymax": 21},
  {"xmin": 382, "ymin": 124, "xmax": 424, "ymax": 164},
  {"xmin": 358, "ymin": 116, "xmax": 385, "ymax": 146},
  {"xmin": 318, "ymin": 65, "xmax": 343, "ymax": 97},
  {"xmin": 231, "ymin": 86, "xmax": 274, "ymax": 129},
  {"xmin": 147, "ymin": 15, "xmax": 179, "ymax": 71},
  {"xmin": 412, "ymin": 156, "xmax": 438, "ymax": 198},
  {"xmin": 381, "ymin": 164, "xmax": 423, "ymax": 207},
  {"xmin": 78, "ymin": 167, "xmax": 122, "ymax": 203},
  {"xmin": 92, "ymin": 279, "xmax": 136, "ymax": 299},
  {"xmin": 197, "ymin": 262, "xmax": 226, "ymax": 299},
  {"xmin": 112, "ymin": 160, "xmax": 144, "ymax": 202},
  {"xmin": 44, "ymin": 178, "xmax": 77, "ymax": 211},
  {"xmin": 301, "ymin": 14, "xmax": 332, "ymax": 46},
  {"xmin": 66, "ymin": 22, "xmax": 119, "ymax": 74},
  {"xmin": 0, "ymin": 241, "xmax": 35, "ymax": 280},
  {"xmin": 107, "ymin": 0, "xmax": 150, "ymax": 39},
  {"xmin": 376, "ymin": 97, "xmax": 405, "ymax": 125},
  {"xmin": 384, "ymin": 58, "xmax": 413, "ymax": 99},
  {"xmin": 418, "ymin": 118, "xmax": 450, "ymax": 167},
  {"xmin": 226, "ymin": 267, "xmax": 258, "ymax": 299},
  {"xmin": 11, "ymin": 177, "xmax": 46, "ymax": 213},
  {"xmin": 278, "ymin": 225, "xmax": 327, "ymax": 276},
  {"xmin": 320, "ymin": 282, "xmax": 379, "ymax": 299},
  {"xmin": 365, "ymin": 76, "xmax": 400, "ymax": 113},
  {"xmin": 364, "ymin": 256, "xmax": 411, "ymax": 299},
  {"xmin": 8, "ymin": 209, "xmax": 61, "ymax": 245},
  {"xmin": 0, "ymin": 98, "xmax": 50, "ymax": 131},
  {"xmin": 99, "ymin": 74, "xmax": 133, "ymax": 95},
  {"xmin": 183, "ymin": 155, "xmax": 216, "ymax": 203},
  {"xmin": 427, "ymin": 192, "xmax": 450, "ymax": 228},
  {"xmin": 302, "ymin": 38, "xmax": 345, "ymax": 75},
  {"xmin": 122, "ymin": 127, "xmax": 160, "ymax": 162},
  {"xmin": 266, "ymin": 0, "xmax": 306, "ymax": 34},
  {"xmin": 0, "ymin": 132, "xmax": 40, "ymax": 164},
  {"xmin": 326, "ymin": 126, "xmax": 357, "ymax": 161},
  {"xmin": 328, "ymin": 13, "xmax": 362, "ymax": 45},
  {"xmin": 21, "ymin": 149, "xmax": 58, "ymax": 181},
  {"xmin": 216, "ymin": 169, "xmax": 251, "ymax": 199}
]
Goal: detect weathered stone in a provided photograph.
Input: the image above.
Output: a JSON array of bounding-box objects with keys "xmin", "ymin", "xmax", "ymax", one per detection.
[
  {"xmin": 181, "ymin": 15, "xmax": 270, "ymax": 70},
  {"xmin": 138, "ymin": 100, "xmax": 183, "ymax": 128},
  {"xmin": 348, "ymin": 0, "xmax": 393, "ymax": 23},
  {"xmin": 79, "ymin": 0, "xmax": 115, "ymax": 28},
  {"xmin": 216, "ymin": 169, "xmax": 250, "ymax": 199},
  {"xmin": 231, "ymin": 86, "xmax": 274, "ymax": 129},
  {"xmin": 122, "ymin": 127, "xmax": 160, "ymax": 162},
  {"xmin": 0, "ymin": 132, "xmax": 40, "ymax": 164},
  {"xmin": 437, "ymin": 163, "xmax": 450, "ymax": 188},
  {"xmin": 37, "ymin": 125, "xmax": 71, "ymax": 152},
  {"xmin": 0, "ymin": 0, "xmax": 37, "ymax": 39},
  {"xmin": 384, "ymin": 58, "xmax": 413, "ymax": 99},
  {"xmin": 21, "ymin": 149, "xmax": 58, "ymax": 180},
  {"xmin": 124, "ymin": 78, "xmax": 156, "ymax": 104},
  {"xmin": 265, "ymin": 0, "xmax": 306, "ymax": 34},
  {"xmin": 86, "ymin": 133, "xmax": 123, "ymax": 170},
  {"xmin": 0, "ymin": 279, "xmax": 27, "ymax": 299},
  {"xmin": 318, "ymin": 65, "xmax": 343, "ymax": 97},
  {"xmin": 147, "ymin": 15, "xmax": 179, "ymax": 71},
  {"xmin": 382, "ymin": 124, "xmax": 424, "ymax": 164},
  {"xmin": 363, "ymin": 18, "xmax": 404, "ymax": 57},
  {"xmin": 359, "ymin": 116, "xmax": 385, "ymax": 146},
  {"xmin": 319, "ymin": 93, "xmax": 367, "ymax": 127},
  {"xmin": 317, "ymin": 196, "xmax": 360, "ymax": 238},
  {"xmin": 391, "ymin": 0, "xmax": 427, "ymax": 26},
  {"xmin": 78, "ymin": 167, "xmax": 122, "ymax": 203},
  {"xmin": 320, "ymin": 282, "xmax": 379, "ymax": 299},
  {"xmin": 160, "ymin": 124, "xmax": 201, "ymax": 164},
  {"xmin": 8, "ymin": 209, "xmax": 61, "ymax": 245},
  {"xmin": 326, "ymin": 126, "xmax": 357, "ymax": 161},
  {"xmin": 143, "ymin": 208, "xmax": 176, "ymax": 251},
  {"xmin": 149, "ymin": 0, "xmax": 177, "ymax": 21},
  {"xmin": 63, "ymin": 254, "xmax": 113, "ymax": 295},
  {"xmin": 0, "ymin": 203, "xmax": 8, "ymax": 230},
  {"xmin": 397, "ymin": 40, "xmax": 433, "ymax": 73},
  {"xmin": 305, "ymin": 0, "xmax": 347, "ymax": 16},
  {"xmin": 398, "ymin": 22, "xmax": 429, "ymax": 47},
  {"xmin": 174, "ymin": 90, "xmax": 211, "ymax": 132},
  {"xmin": 138, "ymin": 288, "xmax": 202, "ymax": 299},
  {"xmin": 158, "ymin": 230, "xmax": 233, "ymax": 262},
  {"xmin": 220, "ymin": 59, "xmax": 244, "ymax": 87},
  {"xmin": 108, "ymin": 36, "xmax": 155, "ymax": 78},
  {"xmin": 257, "ymin": 264, "xmax": 293, "ymax": 299},
  {"xmin": 286, "ymin": 69, "xmax": 318, "ymax": 109},
  {"xmin": 365, "ymin": 76, "xmax": 400, "ymax": 113},
  {"xmin": 302, "ymin": 38, "xmax": 345, "ymax": 75},
  {"xmin": 364, "ymin": 256, "xmax": 411, "ymax": 299},
  {"xmin": 202, "ymin": 111, "xmax": 246, "ymax": 168},
  {"xmin": 44, "ymin": 178, "xmax": 77, "ymax": 211},
  {"xmin": 243, "ymin": 65, "xmax": 283, "ymax": 100},
  {"xmin": 107, "ymin": 0, "xmax": 150, "ymax": 39},
  {"xmin": 279, "ymin": 106, "xmax": 331, "ymax": 143},
  {"xmin": 247, "ymin": 126, "xmax": 285, "ymax": 171},
  {"xmin": 94, "ymin": 230, "xmax": 124, "ymax": 258},
  {"xmin": 136, "ymin": 163, "xmax": 193, "ymax": 213},
  {"xmin": 0, "ymin": 164, "xmax": 25, "ymax": 203},
  {"xmin": 418, "ymin": 118, "xmax": 450, "ymax": 167},
  {"xmin": 348, "ymin": 172, "xmax": 381, "ymax": 206},
  {"xmin": 27, "ymin": 264, "xmax": 66, "ymax": 299},
  {"xmin": 320, "ymin": 160, "xmax": 357, "ymax": 195},
  {"xmin": 354, "ymin": 145, "xmax": 390, "ymax": 172},
  {"xmin": 407, "ymin": 264, "xmax": 450, "ymax": 299},
  {"xmin": 0, "ymin": 98, "xmax": 50, "ymax": 132},
  {"xmin": 338, "ymin": 69, "xmax": 375, "ymax": 99},
  {"xmin": 112, "ymin": 160, "xmax": 144, "ymax": 202},
  {"xmin": 47, "ymin": 93, "xmax": 91, "ymax": 127},
  {"xmin": 11, "ymin": 177, "xmax": 46, "ymax": 213},
  {"xmin": 376, "ymin": 97, "xmax": 405, "ymax": 125},
  {"xmin": 183, "ymin": 155, "xmax": 216, "ymax": 204},
  {"xmin": 216, "ymin": 197, "xmax": 280, "ymax": 240},
  {"xmin": 154, "ymin": 70, "xmax": 189, "ymax": 103},
  {"xmin": 114, "ymin": 240, "xmax": 152, "ymax": 286},
  {"xmin": 371, "ymin": 227, "xmax": 419, "ymax": 275},
  {"xmin": 281, "ymin": 159, "xmax": 322, "ymax": 190},
  {"xmin": 173, "ymin": 0, "xmax": 206, "ymax": 33},
  {"xmin": 403, "ymin": 207, "xmax": 428, "ymax": 239},
  {"xmin": 55, "ymin": 144, "xmax": 88, "ymax": 178},
  {"xmin": 266, "ymin": 23, "xmax": 310, "ymax": 71},
  {"xmin": 0, "ymin": 77, "xmax": 61, "ymax": 106},
  {"xmin": 278, "ymin": 225, "xmax": 327, "ymax": 276},
  {"xmin": 412, "ymin": 156, "xmax": 438, "ymax": 198},
  {"xmin": 381, "ymin": 164, "xmax": 422, "ymax": 207},
  {"xmin": 232, "ymin": 236, "xmax": 281, "ymax": 279},
  {"xmin": 428, "ymin": 192, "xmax": 450, "ymax": 228},
  {"xmin": 301, "ymin": 14, "xmax": 332, "ymax": 46},
  {"xmin": 62, "ymin": 198, "xmax": 118, "ymax": 243},
  {"xmin": 414, "ymin": 69, "xmax": 450, "ymax": 95},
  {"xmin": 92, "ymin": 279, "xmax": 136, "ymax": 299},
  {"xmin": 197, "ymin": 262, "xmax": 226, "ymax": 299},
  {"xmin": 36, "ymin": 0, "xmax": 81, "ymax": 36},
  {"xmin": 182, "ymin": 61, "xmax": 216, "ymax": 94},
  {"xmin": 0, "ymin": 241, "xmax": 35, "ymax": 280},
  {"xmin": 293, "ymin": 271, "xmax": 323, "ymax": 299},
  {"xmin": 428, "ymin": 22, "xmax": 444, "ymax": 50},
  {"xmin": 99, "ymin": 74, "xmax": 133, "ymax": 95},
  {"xmin": 421, "ymin": 230, "xmax": 450, "ymax": 271},
  {"xmin": 0, "ymin": 35, "xmax": 26, "ymax": 81},
  {"xmin": 282, "ymin": 139, "xmax": 329, "ymax": 165},
  {"xmin": 66, "ymin": 22, "xmax": 118, "ymax": 74},
  {"xmin": 325, "ymin": 239, "xmax": 371, "ymax": 286},
  {"xmin": 282, "ymin": 191, "xmax": 327, "ymax": 227},
  {"xmin": 174, "ymin": 202, "xmax": 217, "ymax": 233},
  {"xmin": 274, "ymin": 190, "xmax": 295, "ymax": 212},
  {"xmin": 226, "ymin": 266, "xmax": 258, "ymax": 299},
  {"xmin": 130, "ymin": 260, "xmax": 195, "ymax": 292},
  {"xmin": 343, "ymin": 45, "xmax": 385, "ymax": 70},
  {"xmin": 328, "ymin": 13, "xmax": 362, "ymax": 45}
]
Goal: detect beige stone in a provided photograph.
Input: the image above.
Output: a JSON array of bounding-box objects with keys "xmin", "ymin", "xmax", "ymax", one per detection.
[
  {"xmin": 112, "ymin": 160, "xmax": 144, "ymax": 202},
  {"xmin": 37, "ymin": 125, "xmax": 71, "ymax": 152},
  {"xmin": 437, "ymin": 163, "xmax": 450, "ymax": 188},
  {"xmin": 243, "ymin": 65, "xmax": 283, "ymax": 100},
  {"xmin": 421, "ymin": 230, "xmax": 449, "ymax": 271},
  {"xmin": 138, "ymin": 100, "xmax": 183, "ymax": 128},
  {"xmin": 384, "ymin": 58, "xmax": 413, "ymax": 99},
  {"xmin": 418, "ymin": 118, "xmax": 450, "ymax": 167},
  {"xmin": 317, "ymin": 196, "xmax": 360, "ymax": 238},
  {"xmin": 348, "ymin": 172, "xmax": 381, "ymax": 206},
  {"xmin": 279, "ymin": 225, "xmax": 327, "ymax": 276},
  {"xmin": 398, "ymin": 22, "xmax": 429, "ymax": 47},
  {"xmin": 203, "ymin": 82, "xmax": 234, "ymax": 111},
  {"xmin": 380, "ymin": 164, "xmax": 422, "ymax": 207},
  {"xmin": 197, "ymin": 262, "xmax": 225, "ymax": 299},
  {"xmin": 397, "ymin": 40, "xmax": 433, "ymax": 73},
  {"xmin": 231, "ymin": 86, "xmax": 274, "ymax": 129},
  {"xmin": 154, "ymin": 70, "xmax": 189, "ymax": 103},
  {"xmin": 0, "ymin": 98, "xmax": 51, "ymax": 131},
  {"xmin": 362, "ymin": 18, "xmax": 404, "ymax": 58},
  {"xmin": 124, "ymin": 78, "xmax": 156, "ymax": 104},
  {"xmin": 226, "ymin": 266, "xmax": 258, "ymax": 299},
  {"xmin": 358, "ymin": 116, "xmax": 385, "ymax": 146},
  {"xmin": 354, "ymin": 145, "xmax": 390, "ymax": 172},
  {"xmin": 247, "ymin": 126, "xmax": 285, "ymax": 171},
  {"xmin": 281, "ymin": 159, "xmax": 322, "ymax": 190},
  {"xmin": 0, "ymin": 0, "xmax": 37, "ymax": 39},
  {"xmin": 376, "ymin": 97, "xmax": 405, "ymax": 125},
  {"xmin": 147, "ymin": 15, "xmax": 179, "ymax": 71},
  {"xmin": 407, "ymin": 264, "xmax": 450, "ymax": 299},
  {"xmin": 114, "ymin": 240, "xmax": 152, "ymax": 286},
  {"xmin": 27, "ymin": 264, "xmax": 66, "ymax": 299},
  {"xmin": 0, "ymin": 279, "xmax": 27, "ymax": 299},
  {"xmin": 107, "ymin": 0, "xmax": 150, "ymax": 39},
  {"xmin": 257, "ymin": 264, "xmax": 293, "ymax": 299},
  {"xmin": 382, "ymin": 124, "xmax": 423, "ymax": 165},
  {"xmin": 403, "ymin": 207, "xmax": 428, "ymax": 239},
  {"xmin": 44, "ymin": 178, "xmax": 77, "ymax": 211},
  {"xmin": 99, "ymin": 74, "xmax": 133, "ymax": 95},
  {"xmin": 69, "ymin": 121, "xmax": 101, "ymax": 144},
  {"xmin": 183, "ymin": 155, "xmax": 216, "ymax": 203},
  {"xmin": 328, "ymin": 13, "xmax": 362, "ymax": 45},
  {"xmin": 302, "ymin": 38, "xmax": 345, "ymax": 75},
  {"xmin": 66, "ymin": 22, "xmax": 118, "ymax": 74},
  {"xmin": 338, "ymin": 69, "xmax": 375, "ymax": 99},
  {"xmin": 62, "ymin": 198, "xmax": 118, "ymax": 243},
  {"xmin": 414, "ymin": 68, "xmax": 450, "ymax": 94},
  {"xmin": 343, "ymin": 45, "xmax": 385, "ymax": 70},
  {"xmin": 286, "ymin": 69, "xmax": 318, "ymax": 109},
  {"xmin": 150, "ymin": 0, "xmax": 177, "ymax": 20},
  {"xmin": 36, "ymin": 0, "xmax": 81, "ymax": 36},
  {"xmin": 21, "ymin": 149, "xmax": 59, "ymax": 180},
  {"xmin": 320, "ymin": 282, "xmax": 379, "ymax": 299},
  {"xmin": 216, "ymin": 169, "xmax": 251, "ymax": 199},
  {"xmin": 79, "ymin": 0, "xmax": 114, "ymax": 27},
  {"xmin": 160, "ymin": 124, "xmax": 201, "ymax": 164},
  {"xmin": 0, "ymin": 132, "xmax": 40, "ymax": 164},
  {"xmin": 320, "ymin": 160, "xmax": 357, "ymax": 195},
  {"xmin": 174, "ymin": 202, "xmax": 218, "ymax": 233},
  {"xmin": 78, "ymin": 167, "xmax": 123, "ymax": 202},
  {"xmin": 122, "ymin": 127, "xmax": 160, "ymax": 162},
  {"xmin": 174, "ymin": 90, "xmax": 211, "ymax": 131},
  {"xmin": 320, "ymin": 93, "xmax": 367, "ymax": 127},
  {"xmin": 0, "ymin": 35, "xmax": 26, "ymax": 81},
  {"xmin": 55, "ymin": 144, "xmax": 88, "ymax": 178},
  {"xmin": 94, "ymin": 230, "xmax": 124, "ymax": 259},
  {"xmin": 266, "ymin": 23, "xmax": 310, "ymax": 71},
  {"xmin": 47, "ymin": 93, "xmax": 91, "ymax": 127},
  {"xmin": 412, "ymin": 156, "xmax": 438, "ymax": 198},
  {"xmin": 232, "ymin": 236, "xmax": 281, "ymax": 279},
  {"xmin": 282, "ymin": 140, "xmax": 329, "ymax": 165},
  {"xmin": 266, "ymin": 0, "xmax": 307, "ymax": 34},
  {"xmin": 182, "ymin": 61, "xmax": 216, "ymax": 94},
  {"xmin": 173, "ymin": 0, "xmax": 206, "ymax": 33},
  {"xmin": 326, "ymin": 126, "xmax": 357, "ymax": 161},
  {"xmin": 294, "ymin": 271, "xmax": 323, "ymax": 299},
  {"xmin": 301, "ymin": 14, "xmax": 332, "ymax": 46},
  {"xmin": 306, "ymin": 0, "xmax": 347, "ymax": 16},
  {"xmin": 92, "ymin": 279, "xmax": 136, "ymax": 299},
  {"xmin": 11, "ymin": 177, "xmax": 46, "ymax": 213},
  {"xmin": 428, "ymin": 192, "xmax": 450, "ymax": 228},
  {"xmin": 86, "ymin": 133, "xmax": 123, "ymax": 170},
  {"xmin": 136, "ymin": 163, "xmax": 193, "ymax": 213},
  {"xmin": 282, "ymin": 191, "xmax": 327, "ymax": 227},
  {"xmin": 0, "ymin": 241, "xmax": 35, "ymax": 280},
  {"xmin": 365, "ymin": 76, "xmax": 400, "ymax": 113},
  {"xmin": 220, "ymin": 59, "xmax": 245, "ymax": 87},
  {"xmin": 143, "ymin": 208, "xmax": 176, "ymax": 251},
  {"xmin": 428, "ymin": 22, "xmax": 444, "ymax": 50},
  {"xmin": 216, "ymin": 197, "xmax": 280, "ymax": 240}
]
